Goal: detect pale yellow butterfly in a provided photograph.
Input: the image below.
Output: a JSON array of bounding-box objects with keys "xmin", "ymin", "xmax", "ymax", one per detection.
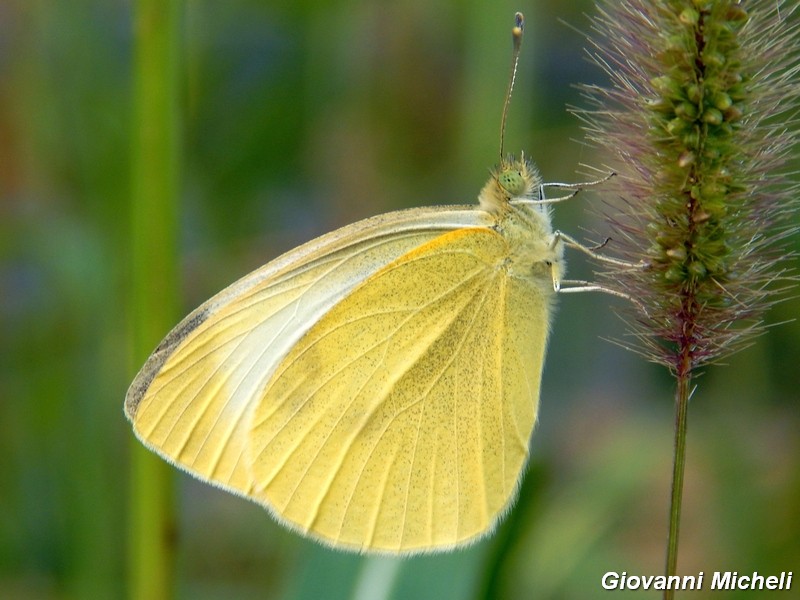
[{"xmin": 126, "ymin": 13, "xmax": 621, "ymax": 554}]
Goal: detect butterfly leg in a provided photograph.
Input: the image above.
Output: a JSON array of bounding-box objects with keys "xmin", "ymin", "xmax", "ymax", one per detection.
[
  {"xmin": 558, "ymin": 279, "xmax": 650, "ymax": 316},
  {"xmin": 512, "ymin": 172, "xmax": 616, "ymax": 205},
  {"xmin": 538, "ymin": 171, "xmax": 615, "ymax": 200},
  {"xmin": 552, "ymin": 230, "xmax": 646, "ymax": 270}
]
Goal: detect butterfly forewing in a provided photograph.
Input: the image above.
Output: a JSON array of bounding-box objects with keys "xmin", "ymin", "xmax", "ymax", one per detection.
[
  {"xmin": 126, "ymin": 206, "xmax": 493, "ymax": 495},
  {"xmin": 248, "ymin": 227, "xmax": 549, "ymax": 552}
]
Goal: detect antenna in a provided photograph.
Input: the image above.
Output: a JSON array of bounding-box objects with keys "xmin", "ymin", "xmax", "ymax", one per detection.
[{"xmin": 499, "ymin": 12, "xmax": 524, "ymax": 160}]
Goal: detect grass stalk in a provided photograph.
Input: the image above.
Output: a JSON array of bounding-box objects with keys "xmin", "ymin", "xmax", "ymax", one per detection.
[
  {"xmin": 128, "ymin": 0, "xmax": 182, "ymax": 598},
  {"xmin": 664, "ymin": 371, "xmax": 691, "ymax": 598},
  {"xmin": 578, "ymin": 0, "xmax": 799, "ymax": 587}
]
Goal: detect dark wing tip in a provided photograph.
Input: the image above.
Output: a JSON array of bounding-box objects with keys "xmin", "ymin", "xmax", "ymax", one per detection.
[{"xmin": 124, "ymin": 308, "xmax": 211, "ymax": 420}]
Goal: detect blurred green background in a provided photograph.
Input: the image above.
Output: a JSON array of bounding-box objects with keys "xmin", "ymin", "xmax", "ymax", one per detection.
[{"xmin": 1, "ymin": 0, "xmax": 798, "ymax": 598}]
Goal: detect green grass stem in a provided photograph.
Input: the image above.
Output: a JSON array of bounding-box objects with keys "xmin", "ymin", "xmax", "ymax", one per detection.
[
  {"xmin": 664, "ymin": 372, "xmax": 691, "ymax": 599},
  {"xmin": 128, "ymin": 0, "xmax": 182, "ymax": 598}
]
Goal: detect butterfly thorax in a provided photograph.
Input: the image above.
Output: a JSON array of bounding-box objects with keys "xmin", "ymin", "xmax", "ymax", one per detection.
[{"xmin": 478, "ymin": 155, "xmax": 564, "ymax": 289}]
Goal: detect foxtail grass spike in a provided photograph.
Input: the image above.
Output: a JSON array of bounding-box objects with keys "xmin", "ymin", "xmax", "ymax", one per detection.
[{"xmin": 577, "ymin": 0, "xmax": 799, "ymax": 373}]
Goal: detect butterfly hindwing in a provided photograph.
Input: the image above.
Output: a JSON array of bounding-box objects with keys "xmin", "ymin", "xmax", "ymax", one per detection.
[{"xmin": 248, "ymin": 226, "xmax": 550, "ymax": 552}]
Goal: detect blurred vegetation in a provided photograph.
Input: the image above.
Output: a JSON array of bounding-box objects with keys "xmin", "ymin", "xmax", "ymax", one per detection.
[{"xmin": 1, "ymin": 1, "xmax": 797, "ymax": 599}]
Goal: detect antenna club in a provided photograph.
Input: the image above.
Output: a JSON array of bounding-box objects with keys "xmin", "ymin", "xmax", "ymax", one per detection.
[{"xmin": 513, "ymin": 12, "xmax": 525, "ymax": 37}]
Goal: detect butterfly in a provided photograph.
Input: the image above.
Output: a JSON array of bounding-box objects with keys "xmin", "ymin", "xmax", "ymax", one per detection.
[{"xmin": 125, "ymin": 12, "xmax": 626, "ymax": 554}]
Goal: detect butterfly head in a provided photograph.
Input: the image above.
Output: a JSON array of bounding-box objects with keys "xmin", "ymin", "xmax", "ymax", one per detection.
[{"xmin": 479, "ymin": 153, "xmax": 543, "ymax": 215}]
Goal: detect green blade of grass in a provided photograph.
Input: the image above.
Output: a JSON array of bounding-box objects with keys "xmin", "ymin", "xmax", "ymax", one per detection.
[{"xmin": 128, "ymin": 1, "xmax": 182, "ymax": 598}]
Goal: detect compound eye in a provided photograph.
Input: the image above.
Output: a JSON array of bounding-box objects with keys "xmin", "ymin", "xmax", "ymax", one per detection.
[{"xmin": 498, "ymin": 169, "xmax": 526, "ymax": 197}]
